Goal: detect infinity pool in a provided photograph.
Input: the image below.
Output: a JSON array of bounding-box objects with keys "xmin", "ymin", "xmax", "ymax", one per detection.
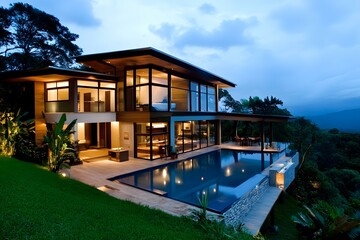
[{"xmin": 109, "ymin": 149, "xmax": 283, "ymax": 213}]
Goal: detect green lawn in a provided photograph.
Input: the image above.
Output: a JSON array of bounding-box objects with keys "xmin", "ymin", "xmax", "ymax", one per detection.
[{"xmin": 0, "ymin": 157, "xmax": 215, "ymax": 240}]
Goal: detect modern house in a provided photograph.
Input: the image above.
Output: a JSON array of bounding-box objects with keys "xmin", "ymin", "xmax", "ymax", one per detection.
[{"xmin": 1, "ymin": 47, "xmax": 290, "ymax": 161}]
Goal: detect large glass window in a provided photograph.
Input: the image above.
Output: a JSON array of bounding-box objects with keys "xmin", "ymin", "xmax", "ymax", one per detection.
[
  {"xmin": 125, "ymin": 67, "xmax": 216, "ymax": 113},
  {"xmin": 175, "ymin": 120, "xmax": 215, "ymax": 153},
  {"xmin": 152, "ymin": 86, "xmax": 168, "ymax": 111},
  {"xmin": 46, "ymin": 81, "xmax": 69, "ymax": 101},
  {"xmin": 208, "ymin": 86, "xmax": 216, "ymax": 112},
  {"xmin": 77, "ymin": 80, "xmax": 116, "ymax": 113},
  {"xmin": 136, "ymin": 85, "xmax": 149, "ymax": 110},
  {"xmin": 136, "ymin": 69, "xmax": 149, "ymax": 85},
  {"xmin": 200, "ymin": 121, "xmax": 208, "ymax": 147},
  {"xmin": 171, "ymin": 88, "xmax": 189, "ymax": 111},
  {"xmin": 152, "ymin": 69, "xmax": 168, "ymax": 85},
  {"xmin": 136, "ymin": 122, "xmax": 168, "ymax": 160},
  {"xmin": 190, "ymin": 82, "xmax": 199, "ymax": 112},
  {"xmin": 200, "ymin": 85, "xmax": 207, "ymax": 112},
  {"xmin": 45, "ymin": 81, "xmax": 71, "ymax": 112},
  {"xmin": 171, "ymin": 76, "xmax": 189, "ymax": 112}
]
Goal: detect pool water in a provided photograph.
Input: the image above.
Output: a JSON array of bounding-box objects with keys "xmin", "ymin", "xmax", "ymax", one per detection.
[{"xmin": 109, "ymin": 149, "xmax": 283, "ymax": 213}]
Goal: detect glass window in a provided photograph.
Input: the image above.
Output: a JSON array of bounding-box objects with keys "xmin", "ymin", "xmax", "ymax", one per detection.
[
  {"xmin": 78, "ymin": 88, "xmax": 99, "ymax": 112},
  {"xmin": 208, "ymin": 86, "xmax": 215, "ymax": 95},
  {"xmin": 208, "ymin": 94, "xmax": 216, "ymax": 112},
  {"xmin": 191, "ymin": 91, "xmax": 199, "ymax": 112},
  {"xmin": 100, "ymin": 82, "xmax": 116, "ymax": 88},
  {"xmin": 99, "ymin": 89, "xmax": 115, "ymax": 112},
  {"xmin": 152, "ymin": 69, "xmax": 168, "ymax": 86},
  {"xmin": 191, "ymin": 82, "xmax": 198, "ymax": 91},
  {"xmin": 201, "ymin": 92, "xmax": 207, "ymax": 112},
  {"xmin": 47, "ymin": 89, "xmax": 57, "ymax": 101},
  {"xmin": 209, "ymin": 121, "xmax": 216, "ymax": 145},
  {"xmin": 200, "ymin": 84, "xmax": 207, "ymax": 93},
  {"xmin": 136, "ymin": 85, "xmax": 149, "ymax": 110},
  {"xmin": 192, "ymin": 121, "xmax": 200, "ymax": 150},
  {"xmin": 152, "ymin": 86, "xmax": 168, "ymax": 111},
  {"xmin": 172, "ymin": 76, "xmax": 189, "ymax": 89},
  {"xmin": 136, "ymin": 69, "xmax": 149, "ymax": 85},
  {"xmin": 200, "ymin": 121, "xmax": 208, "ymax": 147},
  {"xmin": 58, "ymin": 88, "xmax": 69, "ymax": 101},
  {"xmin": 135, "ymin": 122, "xmax": 168, "ymax": 160},
  {"xmin": 175, "ymin": 122, "xmax": 184, "ymax": 153},
  {"xmin": 78, "ymin": 80, "xmax": 98, "ymax": 87},
  {"xmin": 171, "ymin": 88, "xmax": 189, "ymax": 111},
  {"xmin": 46, "ymin": 82, "xmax": 56, "ymax": 88},
  {"xmin": 126, "ymin": 70, "xmax": 134, "ymax": 86},
  {"xmin": 57, "ymin": 81, "xmax": 69, "ymax": 87}
]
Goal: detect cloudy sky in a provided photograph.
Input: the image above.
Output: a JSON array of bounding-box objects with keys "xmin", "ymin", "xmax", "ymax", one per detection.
[{"xmin": 2, "ymin": 0, "xmax": 360, "ymax": 116}]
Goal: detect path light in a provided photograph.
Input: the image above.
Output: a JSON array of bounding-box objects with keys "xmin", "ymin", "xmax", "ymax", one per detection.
[{"xmin": 58, "ymin": 167, "xmax": 70, "ymax": 178}]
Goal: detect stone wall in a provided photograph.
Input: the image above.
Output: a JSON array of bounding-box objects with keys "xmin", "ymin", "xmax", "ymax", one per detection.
[{"xmin": 223, "ymin": 176, "xmax": 269, "ymax": 227}]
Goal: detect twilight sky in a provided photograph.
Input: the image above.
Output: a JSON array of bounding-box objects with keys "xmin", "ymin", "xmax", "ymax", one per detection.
[{"xmin": 2, "ymin": 0, "xmax": 360, "ymax": 116}]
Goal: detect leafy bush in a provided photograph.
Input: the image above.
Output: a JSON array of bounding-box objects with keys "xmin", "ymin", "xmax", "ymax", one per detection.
[
  {"xmin": 0, "ymin": 110, "xmax": 33, "ymax": 157},
  {"xmin": 14, "ymin": 138, "xmax": 47, "ymax": 164},
  {"xmin": 43, "ymin": 113, "xmax": 77, "ymax": 172}
]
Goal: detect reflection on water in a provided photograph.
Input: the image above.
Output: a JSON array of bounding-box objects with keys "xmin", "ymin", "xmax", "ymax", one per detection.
[{"xmin": 111, "ymin": 149, "xmax": 284, "ymax": 213}]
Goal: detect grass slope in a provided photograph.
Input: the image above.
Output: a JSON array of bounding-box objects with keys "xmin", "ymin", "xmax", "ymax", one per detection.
[
  {"xmin": 0, "ymin": 157, "xmax": 209, "ymax": 240},
  {"xmin": 262, "ymin": 193, "xmax": 302, "ymax": 240}
]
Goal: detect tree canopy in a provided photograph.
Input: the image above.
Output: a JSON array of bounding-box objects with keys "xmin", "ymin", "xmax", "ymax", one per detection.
[
  {"xmin": 219, "ymin": 89, "xmax": 290, "ymax": 115},
  {"xmin": 0, "ymin": 2, "xmax": 82, "ymax": 71}
]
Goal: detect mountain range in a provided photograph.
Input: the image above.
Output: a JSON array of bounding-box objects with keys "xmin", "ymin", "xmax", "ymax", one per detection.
[{"xmin": 306, "ymin": 108, "xmax": 360, "ymax": 133}]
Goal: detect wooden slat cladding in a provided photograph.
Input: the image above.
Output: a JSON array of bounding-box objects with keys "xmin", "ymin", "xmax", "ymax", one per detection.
[{"xmin": 34, "ymin": 82, "xmax": 47, "ymax": 145}]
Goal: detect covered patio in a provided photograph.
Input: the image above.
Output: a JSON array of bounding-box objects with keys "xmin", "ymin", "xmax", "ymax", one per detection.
[{"xmin": 218, "ymin": 112, "xmax": 291, "ymax": 170}]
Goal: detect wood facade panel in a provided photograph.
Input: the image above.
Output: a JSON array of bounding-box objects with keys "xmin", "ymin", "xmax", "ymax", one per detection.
[{"xmin": 34, "ymin": 82, "xmax": 47, "ymax": 145}]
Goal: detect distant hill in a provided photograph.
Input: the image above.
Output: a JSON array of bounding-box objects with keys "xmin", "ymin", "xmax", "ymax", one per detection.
[{"xmin": 307, "ymin": 108, "xmax": 360, "ymax": 133}]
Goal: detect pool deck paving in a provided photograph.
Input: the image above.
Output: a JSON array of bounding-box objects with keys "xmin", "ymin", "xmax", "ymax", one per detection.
[{"xmin": 71, "ymin": 143, "xmax": 285, "ymax": 235}]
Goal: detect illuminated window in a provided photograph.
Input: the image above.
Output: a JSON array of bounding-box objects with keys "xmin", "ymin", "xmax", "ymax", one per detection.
[{"xmin": 46, "ymin": 81, "xmax": 69, "ymax": 101}]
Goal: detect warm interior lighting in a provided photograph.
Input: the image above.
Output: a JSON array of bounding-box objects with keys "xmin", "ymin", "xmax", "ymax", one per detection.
[
  {"xmin": 152, "ymin": 123, "xmax": 166, "ymax": 128},
  {"xmin": 162, "ymin": 168, "xmax": 167, "ymax": 178},
  {"xmin": 61, "ymin": 172, "xmax": 67, "ymax": 177}
]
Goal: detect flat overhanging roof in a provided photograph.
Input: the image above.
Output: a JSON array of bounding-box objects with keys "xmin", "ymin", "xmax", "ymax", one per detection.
[
  {"xmin": 76, "ymin": 47, "xmax": 236, "ymax": 88},
  {"xmin": 0, "ymin": 66, "xmax": 118, "ymax": 82},
  {"xmin": 217, "ymin": 112, "xmax": 292, "ymax": 122},
  {"xmin": 117, "ymin": 111, "xmax": 292, "ymax": 123}
]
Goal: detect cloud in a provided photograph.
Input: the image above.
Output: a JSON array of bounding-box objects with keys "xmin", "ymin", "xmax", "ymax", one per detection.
[
  {"xmin": 1, "ymin": 0, "xmax": 101, "ymax": 27},
  {"xmin": 271, "ymin": 0, "xmax": 360, "ymax": 47},
  {"xmin": 198, "ymin": 3, "xmax": 216, "ymax": 15},
  {"xmin": 150, "ymin": 17, "xmax": 257, "ymax": 50}
]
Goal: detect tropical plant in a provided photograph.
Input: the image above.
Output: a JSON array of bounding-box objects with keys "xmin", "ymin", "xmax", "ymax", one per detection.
[
  {"xmin": 292, "ymin": 204, "xmax": 360, "ymax": 239},
  {"xmin": 0, "ymin": 110, "xmax": 34, "ymax": 157},
  {"xmin": 43, "ymin": 113, "xmax": 77, "ymax": 172},
  {"xmin": 0, "ymin": 2, "xmax": 82, "ymax": 71}
]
